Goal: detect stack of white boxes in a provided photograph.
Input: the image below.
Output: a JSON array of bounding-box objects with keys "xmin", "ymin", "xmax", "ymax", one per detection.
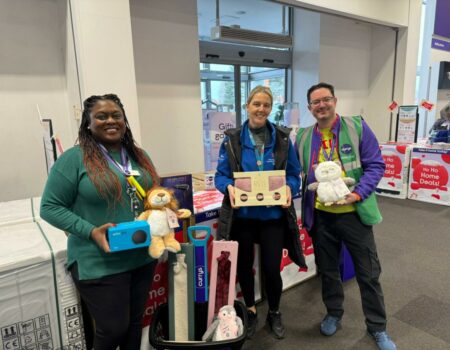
[
  {"xmin": 0, "ymin": 198, "xmax": 40, "ymax": 227},
  {"xmin": 0, "ymin": 198, "xmax": 86, "ymax": 350}
]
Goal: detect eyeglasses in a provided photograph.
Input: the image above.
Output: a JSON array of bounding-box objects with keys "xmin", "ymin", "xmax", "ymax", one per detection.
[{"xmin": 309, "ymin": 96, "xmax": 335, "ymax": 107}]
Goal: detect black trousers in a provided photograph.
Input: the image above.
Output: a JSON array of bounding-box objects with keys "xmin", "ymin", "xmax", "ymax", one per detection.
[
  {"xmin": 310, "ymin": 210, "xmax": 387, "ymax": 332},
  {"xmin": 71, "ymin": 261, "xmax": 157, "ymax": 350},
  {"xmin": 230, "ymin": 217, "xmax": 284, "ymax": 311}
]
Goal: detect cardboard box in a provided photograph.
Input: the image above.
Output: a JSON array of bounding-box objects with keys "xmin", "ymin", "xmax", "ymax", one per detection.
[
  {"xmin": 0, "ymin": 220, "xmax": 86, "ymax": 350},
  {"xmin": 192, "ymin": 172, "xmax": 215, "ymax": 192},
  {"xmin": 233, "ymin": 170, "xmax": 287, "ymax": 206},
  {"xmin": 192, "ymin": 190, "xmax": 224, "ymax": 214},
  {"xmin": 0, "ymin": 197, "xmax": 41, "ymax": 227},
  {"xmin": 160, "ymin": 173, "xmax": 194, "ymax": 213}
]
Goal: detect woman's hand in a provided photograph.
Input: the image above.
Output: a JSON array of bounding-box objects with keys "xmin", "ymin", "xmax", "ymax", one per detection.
[
  {"xmin": 90, "ymin": 223, "xmax": 115, "ymax": 253},
  {"xmin": 227, "ymin": 184, "xmax": 238, "ymax": 208},
  {"xmin": 177, "ymin": 209, "xmax": 192, "ymax": 219},
  {"xmin": 282, "ymin": 185, "xmax": 292, "ymax": 208}
]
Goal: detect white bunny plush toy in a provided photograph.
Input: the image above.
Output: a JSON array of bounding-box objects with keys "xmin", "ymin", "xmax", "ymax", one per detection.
[{"xmin": 307, "ymin": 160, "xmax": 356, "ymax": 206}]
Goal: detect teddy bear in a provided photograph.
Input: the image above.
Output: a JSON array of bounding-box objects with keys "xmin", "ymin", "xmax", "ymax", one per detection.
[
  {"xmin": 307, "ymin": 160, "xmax": 356, "ymax": 206},
  {"xmin": 137, "ymin": 186, "xmax": 191, "ymax": 259},
  {"xmin": 202, "ymin": 305, "xmax": 244, "ymax": 342}
]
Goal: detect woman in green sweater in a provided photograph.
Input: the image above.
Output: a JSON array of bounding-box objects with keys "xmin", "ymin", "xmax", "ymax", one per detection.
[{"xmin": 41, "ymin": 94, "xmax": 159, "ymax": 350}]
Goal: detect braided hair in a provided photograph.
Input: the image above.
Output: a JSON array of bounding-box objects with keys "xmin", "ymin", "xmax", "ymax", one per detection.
[{"xmin": 78, "ymin": 94, "xmax": 159, "ymax": 205}]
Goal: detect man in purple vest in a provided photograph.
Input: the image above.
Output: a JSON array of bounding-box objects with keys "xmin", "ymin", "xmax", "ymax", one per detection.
[{"xmin": 296, "ymin": 82, "xmax": 396, "ymax": 350}]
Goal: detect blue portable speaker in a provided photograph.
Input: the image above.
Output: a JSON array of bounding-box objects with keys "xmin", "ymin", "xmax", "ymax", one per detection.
[{"xmin": 107, "ymin": 220, "xmax": 151, "ymax": 252}]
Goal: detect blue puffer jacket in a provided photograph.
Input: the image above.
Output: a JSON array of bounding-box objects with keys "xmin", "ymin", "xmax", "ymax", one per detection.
[
  {"xmin": 214, "ymin": 120, "xmax": 306, "ymax": 268},
  {"xmin": 215, "ymin": 120, "xmax": 301, "ymax": 220}
]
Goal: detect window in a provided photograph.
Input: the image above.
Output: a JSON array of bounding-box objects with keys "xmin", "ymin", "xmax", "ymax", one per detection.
[
  {"xmin": 200, "ymin": 63, "xmax": 287, "ymax": 123},
  {"xmin": 197, "ymin": 0, "xmax": 292, "ymax": 170},
  {"xmin": 197, "ymin": 0, "xmax": 289, "ymax": 41}
]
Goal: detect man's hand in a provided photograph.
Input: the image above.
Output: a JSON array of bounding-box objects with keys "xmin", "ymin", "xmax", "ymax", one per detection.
[
  {"xmin": 342, "ymin": 192, "xmax": 360, "ymax": 205},
  {"xmin": 282, "ymin": 186, "xmax": 292, "ymax": 208},
  {"xmin": 91, "ymin": 223, "xmax": 115, "ymax": 253}
]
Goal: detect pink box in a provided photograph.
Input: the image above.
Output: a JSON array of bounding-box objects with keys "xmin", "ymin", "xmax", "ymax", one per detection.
[{"xmin": 207, "ymin": 240, "xmax": 238, "ymax": 327}]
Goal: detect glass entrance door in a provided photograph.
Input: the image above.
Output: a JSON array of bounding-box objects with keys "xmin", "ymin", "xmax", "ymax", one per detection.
[
  {"xmin": 241, "ymin": 66, "xmax": 287, "ymax": 125},
  {"xmin": 200, "ymin": 63, "xmax": 287, "ymax": 170},
  {"xmin": 200, "ymin": 63, "xmax": 287, "ymax": 125}
]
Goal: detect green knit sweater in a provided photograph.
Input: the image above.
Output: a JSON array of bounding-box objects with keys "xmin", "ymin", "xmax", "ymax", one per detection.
[{"xmin": 40, "ymin": 146, "xmax": 154, "ymax": 280}]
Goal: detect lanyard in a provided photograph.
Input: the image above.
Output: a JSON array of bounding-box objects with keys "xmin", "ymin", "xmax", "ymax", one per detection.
[
  {"xmin": 249, "ymin": 131, "xmax": 264, "ymax": 171},
  {"xmin": 98, "ymin": 144, "xmax": 131, "ymax": 176},
  {"xmin": 321, "ymin": 134, "xmax": 336, "ymax": 161},
  {"xmin": 98, "ymin": 144, "xmax": 141, "ymax": 217}
]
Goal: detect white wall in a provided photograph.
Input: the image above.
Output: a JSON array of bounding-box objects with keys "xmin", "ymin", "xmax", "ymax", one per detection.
[
  {"xmin": 292, "ymin": 8, "xmax": 320, "ymax": 128},
  {"xmin": 430, "ymin": 49, "xmax": 450, "ymax": 65},
  {"xmin": 298, "ymin": 14, "xmax": 397, "ymax": 142},
  {"xmin": 130, "ymin": 0, "xmax": 204, "ymax": 175},
  {"xmin": 69, "ymin": 0, "xmax": 142, "ymax": 142},
  {"xmin": 0, "ymin": 0, "xmax": 72, "ymax": 201},
  {"xmin": 367, "ymin": 26, "xmax": 397, "ymax": 142},
  {"xmin": 286, "ymin": 0, "xmax": 423, "ymax": 141},
  {"xmin": 319, "ymin": 14, "xmax": 370, "ymax": 119},
  {"xmin": 395, "ymin": 0, "xmax": 422, "ymax": 106},
  {"xmin": 277, "ymin": 0, "xmax": 410, "ymax": 27}
]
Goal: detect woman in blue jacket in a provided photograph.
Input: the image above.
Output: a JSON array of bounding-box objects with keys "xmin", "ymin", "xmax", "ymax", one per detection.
[{"xmin": 215, "ymin": 86, "xmax": 305, "ymax": 340}]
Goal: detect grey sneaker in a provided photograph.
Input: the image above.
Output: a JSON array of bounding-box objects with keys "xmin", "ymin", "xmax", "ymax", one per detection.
[
  {"xmin": 369, "ymin": 331, "xmax": 397, "ymax": 350},
  {"xmin": 320, "ymin": 315, "xmax": 341, "ymax": 336}
]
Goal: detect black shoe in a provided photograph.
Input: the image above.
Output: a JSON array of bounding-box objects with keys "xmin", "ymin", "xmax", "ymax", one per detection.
[
  {"xmin": 246, "ymin": 310, "xmax": 258, "ymax": 339},
  {"xmin": 266, "ymin": 310, "xmax": 286, "ymax": 339}
]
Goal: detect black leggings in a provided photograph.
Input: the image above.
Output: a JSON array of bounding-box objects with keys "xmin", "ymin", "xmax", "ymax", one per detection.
[
  {"xmin": 230, "ymin": 218, "xmax": 285, "ymax": 311},
  {"xmin": 71, "ymin": 261, "xmax": 156, "ymax": 350}
]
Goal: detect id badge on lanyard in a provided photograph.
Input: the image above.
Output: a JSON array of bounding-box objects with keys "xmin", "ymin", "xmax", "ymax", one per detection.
[
  {"xmin": 98, "ymin": 144, "xmax": 144, "ymax": 218},
  {"xmin": 249, "ymin": 132, "xmax": 264, "ymax": 171},
  {"xmin": 322, "ymin": 136, "xmax": 336, "ymax": 161}
]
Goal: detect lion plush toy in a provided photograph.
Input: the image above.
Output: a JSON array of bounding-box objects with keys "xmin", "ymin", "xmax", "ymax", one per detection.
[
  {"xmin": 137, "ymin": 187, "xmax": 191, "ymax": 259},
  {"xmin": 307, "ymin": 160, "xmax": 356, "ymax": 206}
]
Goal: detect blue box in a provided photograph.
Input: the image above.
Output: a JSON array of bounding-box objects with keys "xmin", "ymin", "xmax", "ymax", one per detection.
[
  {"xmin": 107, "ymin": 221, "xmax": 151, "ymax": 252},
  {"xmin": 160, "ymin": 173, "xmax": 194, "ymax": 213},
  {"xmin": 340, "ymin": 243, "xmax": 355, "ymax": 282}
]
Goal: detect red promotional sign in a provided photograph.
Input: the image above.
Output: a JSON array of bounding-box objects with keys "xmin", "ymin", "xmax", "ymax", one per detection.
[
  {"xmin": 420, "ymin": 100, "xmax": 435, "ymax": 111},
  {"xmin": 280, "ymin": 248, "xmax": 293, "ymax": 272},
  {"xmin": 396, "ymin": 144, "xmax": 407, "ymax": 154},
  {"xmin": 411, "ymin": 161, "xmax": 449, "ymax": 190},
  {"xmin": 388, "ymin": 101, "xmax": 398, "ymax": 111},
  {"xmin": 280, "ymin": 219, "xmax": 313, "ymax": 272},
  {"xmin": 142, "ymin": 262, "xmax": 169, "ymax": 327},
  {"xmin": 382, "ymin": 154, "xmax": 402, "ymax": 178},
  {"xmin": 442, "ymin": 154, "xmax": 450, "ymax": 164}
]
